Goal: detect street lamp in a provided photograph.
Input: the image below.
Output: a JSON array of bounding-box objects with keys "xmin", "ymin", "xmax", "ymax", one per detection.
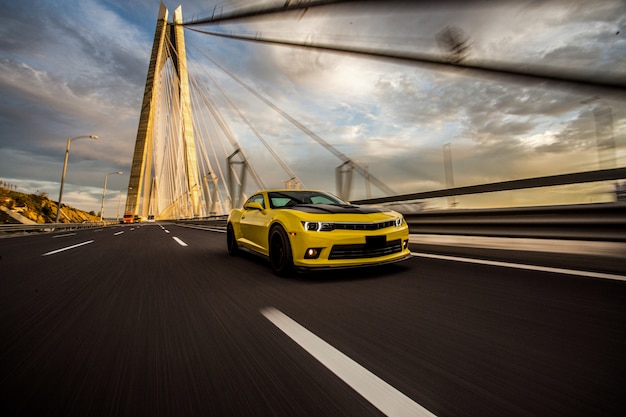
[
  {"xmin": 56, "ymin": 135, "xmax": 99, "ymax": 223},
  {"xmin": 100, "ymin": 171, "xmax": 123, "ymax": 222}
]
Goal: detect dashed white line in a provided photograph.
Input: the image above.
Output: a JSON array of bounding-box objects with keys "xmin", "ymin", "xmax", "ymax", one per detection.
[
  {"xmin": 114, "ymin": 231, "xmax": 124, "ymax": 236},
  {"xmin": 42, "ymin": 240, "xmax": 94, "ymax": 256},
  {"xmin": 173, "ymin": 237, "xmax": 188, "ymax": 247},
  {"xmin": 261, "ymin": 307, "xmax": 437, "ymax": 417},
  {"xmin": 412, "ymin": 252, "xmax": 626, "ymax": 282}
]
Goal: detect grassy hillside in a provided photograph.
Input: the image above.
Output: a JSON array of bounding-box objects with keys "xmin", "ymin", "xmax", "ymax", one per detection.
[{"xmin": 0, "ymin": 188, "xmax": 99, "ymax": 224}]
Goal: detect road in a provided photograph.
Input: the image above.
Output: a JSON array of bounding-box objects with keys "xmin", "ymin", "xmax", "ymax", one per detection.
[{"xmin": 1, "ymin": 223, "xmax": 624, "ymax": 416}]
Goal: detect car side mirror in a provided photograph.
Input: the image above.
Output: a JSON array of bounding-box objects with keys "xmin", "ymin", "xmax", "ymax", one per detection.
[{"xmin": 244, "ymin": 201, "xmax": 264, "ymax": 211}]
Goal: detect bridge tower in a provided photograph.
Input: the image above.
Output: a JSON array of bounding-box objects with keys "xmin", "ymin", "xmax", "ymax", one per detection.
[{"xmin": 125, "ymin": 3, "xmax": 201, "ymax": 219}]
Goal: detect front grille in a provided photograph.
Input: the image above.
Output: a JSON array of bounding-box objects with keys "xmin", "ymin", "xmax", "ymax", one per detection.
[
  {"xmin": 332, "ymin": 220, "xmax": 397, "ymax": 231},
  {"xmin": 329, "ymin": 239, "xmax": 402, "ymax": 260}
]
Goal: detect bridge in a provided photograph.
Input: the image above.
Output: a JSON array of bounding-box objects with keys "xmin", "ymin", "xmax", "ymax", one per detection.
[
  {"xmin": 121, "ymin": 1, "xmax": 626, "ymax": 220},
  {"xmin": 1, "ymin": 2, "xmax": 625, "ymax": 416}
]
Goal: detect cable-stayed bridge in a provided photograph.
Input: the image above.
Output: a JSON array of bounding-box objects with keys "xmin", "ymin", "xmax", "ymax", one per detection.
[
  {"xmin": 123, "ymin": 1, "xmax": 625, "ymax": 221},
  {"xmin": 125, "ymin": 2, "xmax": 400, "ymax": 220}
]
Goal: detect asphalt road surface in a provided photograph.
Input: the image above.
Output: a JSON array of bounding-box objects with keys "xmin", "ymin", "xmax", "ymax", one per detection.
[{"xmin": 1, "ymin": 223, "xmax": 624, "ymax": 416}]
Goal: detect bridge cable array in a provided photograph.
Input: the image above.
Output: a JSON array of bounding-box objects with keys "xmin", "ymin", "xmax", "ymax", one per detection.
[{"xmin": 153, "ymin": 1, "xmax": 624, "ymax": 217}]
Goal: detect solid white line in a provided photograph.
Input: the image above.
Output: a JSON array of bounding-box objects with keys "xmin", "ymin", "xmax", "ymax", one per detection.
[
  {"xmin": 52, "ymin": 233, "xmax": 76, "ymax": 238},
  {"xmin": 114, "ymin": 231, "xmax": 124, "ymax": 236},
  {"xmin": 175, "ymin": 224, "xmax": 227, "ymax": 233},
  {"xmin": 411, "ymin": 252, "xmax": 626, "ymax": 282},
  {"xmin": 173, "ymin": 237, "xmax": 188, "ymax": 247},
  {"xmin": 261, "ymin": 307, "xmax": 437, "ymax": 417},
  {"xmin": 42, "ymin": 240, "xmax": 94, "ymax": 256},
  {"xmin": 410, "ymin": 234, "xmax": 626, "ymax": 258}
]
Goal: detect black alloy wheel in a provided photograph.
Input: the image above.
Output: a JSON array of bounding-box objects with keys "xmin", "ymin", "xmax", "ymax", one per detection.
[
  {"xmin": 226, "ymin": 223, "xmax": 239, "ymax": 255},
  {"xmin": 269, "ymin": 225, "xmax": 294, "ymax": 276}
]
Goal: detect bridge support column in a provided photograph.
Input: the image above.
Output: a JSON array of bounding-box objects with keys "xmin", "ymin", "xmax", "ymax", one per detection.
[
  {"xmin": 125, "ymin": 3, "xmax": 201, "ymax": 219},
  {"xmin": 336, "ymin": 160, "xmax": 354, "ymax": 201}
]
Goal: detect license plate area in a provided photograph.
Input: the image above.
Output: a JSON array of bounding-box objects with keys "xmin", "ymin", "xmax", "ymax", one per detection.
[{"xmin": 365, "ymin": 235, "xmax": 386, "ymax": 249}]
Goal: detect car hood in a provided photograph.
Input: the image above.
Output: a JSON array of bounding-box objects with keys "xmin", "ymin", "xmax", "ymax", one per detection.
[{"xmin": 288, "ymin": 204, "xmax": 386, "ymax": 215}]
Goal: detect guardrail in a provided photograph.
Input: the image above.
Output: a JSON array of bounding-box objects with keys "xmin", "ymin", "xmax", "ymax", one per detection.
[
  {"xmin": 0, "ymin": 222, "xmax": 106, "ymax": 237},
  {"xmin": 352, "ymin": 167, "xmax": 626, "ymax": 205},
  {"xmin": 403, "ymin": 202, "xmax": 626, "ymax": 242}
]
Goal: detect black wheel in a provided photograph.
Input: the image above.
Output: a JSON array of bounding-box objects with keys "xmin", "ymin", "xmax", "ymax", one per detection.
[
  {"xmin": 269, "ymin": 225, "xmax": 294, "ymax": 276},
  {"xmin": 226, "ymin": 223, "xmax": 239, "ymax": 256}
]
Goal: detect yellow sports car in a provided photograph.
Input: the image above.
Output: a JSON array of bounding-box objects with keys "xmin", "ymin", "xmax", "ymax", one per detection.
[{"xmin": 226, "ymin": 189, "xmax": 411, "ymax": 275}]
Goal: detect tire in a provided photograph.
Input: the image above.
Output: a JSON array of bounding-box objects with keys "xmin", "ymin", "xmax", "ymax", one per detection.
[
  {"xmin": 226, "ymin": 223, "xmax": 239, "ymax": 256},
  {"xmin": 269, "ymin": 225, "xmax": 294, "ymax": 276}
]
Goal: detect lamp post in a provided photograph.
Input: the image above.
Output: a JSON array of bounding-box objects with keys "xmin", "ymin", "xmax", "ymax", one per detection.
[
  {"xmin": 100, "ymin": 171, "xmax": 123, "ymax": 222},
  {"xmin": 56, "ymin": 135, "xmax": 99, "ymax": 223}
]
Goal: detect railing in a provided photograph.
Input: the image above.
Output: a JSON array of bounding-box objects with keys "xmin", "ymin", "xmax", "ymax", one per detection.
[
  {"xmin": 351, "ymin": 167, "xmax": 626, "ymax": 205},
  {"xmin": 0, "ymin": 222, "xmax": 106, "ymax": 237},
  {"xmin": 403, "ymin": 203, "xmax": 626, "ymax": 242}
]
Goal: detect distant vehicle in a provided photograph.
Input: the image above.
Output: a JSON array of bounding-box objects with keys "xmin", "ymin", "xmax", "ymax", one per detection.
[
  {"xmin": 227, "ymin": 189, "xmax": 411, "ymax": 275},
  {"xmin": 147, "ymin": 214, "xmax": 155, "ymax": 222},
  {"xmin": 123, "ymin": 212, "xmax": 134, "ymax": 224}
]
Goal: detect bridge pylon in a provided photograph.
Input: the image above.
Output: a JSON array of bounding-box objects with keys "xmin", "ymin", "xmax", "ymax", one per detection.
[{"xmin": 125, "ymin": 2, "xmax": 201, "ymax": 219}]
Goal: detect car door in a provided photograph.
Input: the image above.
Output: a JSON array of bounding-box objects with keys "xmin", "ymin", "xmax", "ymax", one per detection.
[{"xmin": 239, "ymin": 193, "xmax": 270, "ymax": 254}]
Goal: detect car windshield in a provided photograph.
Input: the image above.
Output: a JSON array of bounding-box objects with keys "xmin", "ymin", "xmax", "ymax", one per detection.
[{"xmin": 268, "ymin": 191, "xmax": 346, "ymax": 209}]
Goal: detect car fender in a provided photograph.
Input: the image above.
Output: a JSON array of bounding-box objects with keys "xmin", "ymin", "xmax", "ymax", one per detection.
[{"xmin": 227, "ymin": 209, "xmax": 244, "ymax": 238}]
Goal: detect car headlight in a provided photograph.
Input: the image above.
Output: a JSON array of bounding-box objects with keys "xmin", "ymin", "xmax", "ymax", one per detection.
[
  {"xmin": 302, "ymin": 221, "xmax": 335, "ymax": 232},
  {"xmin": 395, "ymin": 217, "xmax": 403, "ymax": 227}
]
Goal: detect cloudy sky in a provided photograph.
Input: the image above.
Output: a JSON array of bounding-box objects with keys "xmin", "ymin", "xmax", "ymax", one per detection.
[{"xmin": 0, "ymin": 0, "xmax": 624, "ymax": 216}]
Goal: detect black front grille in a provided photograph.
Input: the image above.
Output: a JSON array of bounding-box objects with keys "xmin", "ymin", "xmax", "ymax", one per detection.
[
  {"xmin": 329, "ymin": 239, "xmax": 402, "ymax": 260},
  {"xmin": 332, "ymin": 220, "xmax": 397, "ymax": 231}
]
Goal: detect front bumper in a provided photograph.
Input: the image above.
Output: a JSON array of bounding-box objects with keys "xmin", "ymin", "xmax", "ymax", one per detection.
[{"xmin": 289, "ymin": 225, "xmax": 411, "ymax": 269}]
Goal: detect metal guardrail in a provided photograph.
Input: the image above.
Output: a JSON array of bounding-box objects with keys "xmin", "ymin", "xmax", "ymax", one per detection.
[
  {"xmin": 0, "ymin": 222, "xmax": 106, "ymax": 237},
  {"xmin": 352, "ymin": 167, "xmax": 626, "ymax": 205},
  {"xmin": 403, "ymin": 202, "xmax": 626, "ymax": 242}
]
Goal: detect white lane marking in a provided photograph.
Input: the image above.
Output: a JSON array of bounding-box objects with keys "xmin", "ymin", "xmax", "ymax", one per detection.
[
  {"xmin": 261, "ymin": 307, "xmax": 437, "ymax": 417},
  {"xmin": 52, "ymin": 233, "xmax": 76, "ymax": 238},
  {"xmin": 114, "ymin": 231, "xmax": 124, "ymax": 236},
  {"xmin": 164, "ymin": 230, "xmax": 170, "ymax": 234},
  {"xmin": 410, "ymin": 234, "xmax": 626, "ymax": 258},
  {"xmin": 173, "ymin": 237, "xmax": 188, "ymax": 247},
  {"xmin": 42, "ymin": 240, "xmax": 94, "ymax": 256},
  {"xmin": 175, "ymin": 224, "xmax": 226, "ymax": 233},
  {"xmin": 412, "ymin": 252, "xmax": 626, "ymax": 282}
]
